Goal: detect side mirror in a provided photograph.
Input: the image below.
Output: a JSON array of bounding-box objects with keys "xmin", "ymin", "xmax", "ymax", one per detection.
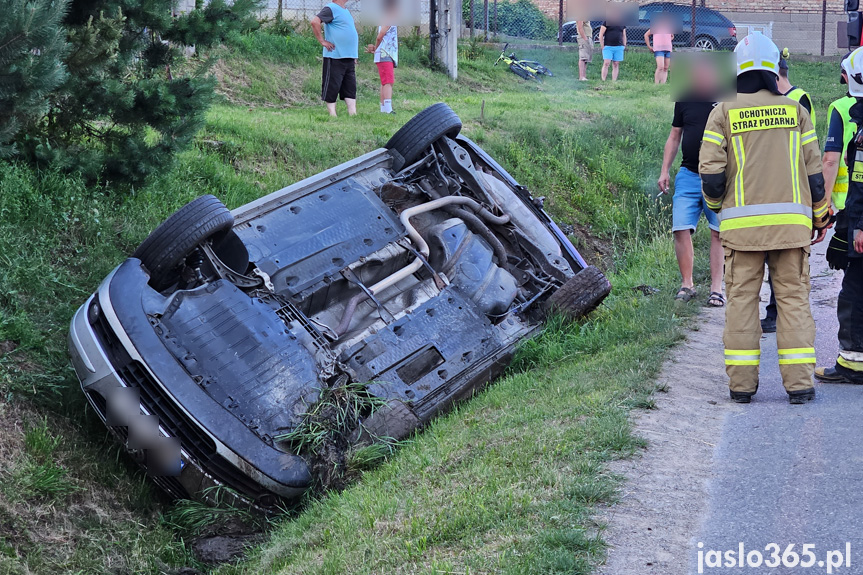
[{"xmin": 847, "ymin": 0, "xmax": 860, "ymax": 12}]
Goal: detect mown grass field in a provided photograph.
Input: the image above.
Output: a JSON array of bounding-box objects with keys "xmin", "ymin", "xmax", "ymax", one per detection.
[{"xmin": 0, "ymin": 27, "xmax": 844, "ymax": 574}]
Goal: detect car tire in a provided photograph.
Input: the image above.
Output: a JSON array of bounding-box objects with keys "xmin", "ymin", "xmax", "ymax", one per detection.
[
  {"xmin": 545, "ymin": 266, "xmax": 612, "ymax": 321},
  {"xmin": 132, "ymin": 195, "xmax": 235, "ymax": 290},
  {"xmin": 695, "ymin": 35, "xmax": 718, "ymax": 51},
  {"xmin": 385, "ymin": 103, "xmax": 462, "ymax": 171}
]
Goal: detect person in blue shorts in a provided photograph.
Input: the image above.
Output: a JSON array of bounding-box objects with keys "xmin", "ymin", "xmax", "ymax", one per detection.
[
  {"xmin": 599, "ymin": 19, "xmax": 626, "ymax": 81},
  {"xmin": 657, "ymin": 84, "xmax": 725, "ymax": 306}
]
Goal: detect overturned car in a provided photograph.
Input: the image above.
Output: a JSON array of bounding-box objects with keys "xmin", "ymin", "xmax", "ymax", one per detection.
[{"xmin": 68, "ymin": 104, "xmax": 611, "ymax": 508}]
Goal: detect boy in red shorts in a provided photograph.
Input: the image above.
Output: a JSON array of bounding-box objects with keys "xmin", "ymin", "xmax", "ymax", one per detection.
[{"xmin": 366, "ymin": 3, "xmax": 398, "ymax": 114}]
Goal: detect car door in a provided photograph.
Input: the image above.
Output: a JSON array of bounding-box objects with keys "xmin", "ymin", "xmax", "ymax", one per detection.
[
  {"xmin": 675, "ymin": 8, "xmax": 693, "ymax": 46},
  {"xmin": 629, "ymin": 5, "xmax": 655, "ymax": 45}
]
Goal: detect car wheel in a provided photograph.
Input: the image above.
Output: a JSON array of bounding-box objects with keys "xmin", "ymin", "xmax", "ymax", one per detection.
[
  {"xmin": 132, "ymin": 195, "xmax": 235, "ymax": 291},
  {"xmin": 385, "ymin": 103, "xmax": 462, "ymax": 171},
  {"xmin": 695, "ymin": 36, "xmax": 718, "ymax": 51},
  {"xmin": 545, "ymin": 266, "xmax": 612, "ymax": 321}
]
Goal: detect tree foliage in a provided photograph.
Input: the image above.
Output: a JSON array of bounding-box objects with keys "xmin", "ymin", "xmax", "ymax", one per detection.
[
  {"xmin": 4, "ymin": 0, "xmax": 260, "ymax": 186},
  {"xmin": 0, "ymin": 0, "xmax": 69, "ymax": 157}
]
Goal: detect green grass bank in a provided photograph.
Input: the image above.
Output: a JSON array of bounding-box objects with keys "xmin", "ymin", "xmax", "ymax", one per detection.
[{"xmin": 0, "ymin": 29, "xmax": 844, "ymax": 574}]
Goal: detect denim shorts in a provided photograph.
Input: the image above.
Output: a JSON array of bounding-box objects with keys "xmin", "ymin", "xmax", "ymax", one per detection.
[
  {"xmin": 672, "ymin": 166, "xmax": 720, "ymax": 232},
  {"xmin": 654, "ymin": 50, "xmax": 672, "ymax": 59},
  {"xmin": 602, "ymin": 45, "xmax": 625, "ymax": 62}
]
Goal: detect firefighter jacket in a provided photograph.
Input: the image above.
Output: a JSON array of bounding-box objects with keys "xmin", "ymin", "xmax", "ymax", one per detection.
[{"xmin": 699, "ymin": 89, "xmax": 830, "ymax": 251}]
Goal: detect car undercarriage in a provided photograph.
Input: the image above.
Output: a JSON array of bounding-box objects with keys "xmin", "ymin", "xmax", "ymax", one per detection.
[{"xmin": 68, "ymin": 103, "xmax": 611, "ymax": 508}]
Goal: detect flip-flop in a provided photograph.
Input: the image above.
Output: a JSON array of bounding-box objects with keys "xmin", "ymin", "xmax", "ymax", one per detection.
[
  {"xmin": 674, "ymin": 287, "xmax": 697, "ymax": 302},
  {"xmin": 707, "ymin": 291, "xmax": 726, "ymax": 307}
]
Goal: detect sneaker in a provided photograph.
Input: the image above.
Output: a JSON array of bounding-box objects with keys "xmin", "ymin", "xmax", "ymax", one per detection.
[
  {"xmin": 788, "ymin": 388, "xmax": 815, "ymax": 404},
  {"xmin": 730, "ymin": 390, "xmax": 754, "ymax": 403},
  {"xmin": 760, "ymin": 316, "xmax": 776, "ymax": 333},
  {"xmin": 815, "ymin": 366, "xmax": 859, "ymax": 384}
]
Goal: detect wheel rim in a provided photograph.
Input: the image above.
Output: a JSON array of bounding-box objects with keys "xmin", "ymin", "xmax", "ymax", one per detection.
[{"xmin": 695, "ymin": 38, "xmax": 715, "ymax": 51}]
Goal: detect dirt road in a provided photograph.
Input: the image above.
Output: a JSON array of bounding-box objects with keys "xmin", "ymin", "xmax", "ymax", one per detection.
[{"xmin": 597, "ymin": 242, "xmax": 860, "ymax": 575}]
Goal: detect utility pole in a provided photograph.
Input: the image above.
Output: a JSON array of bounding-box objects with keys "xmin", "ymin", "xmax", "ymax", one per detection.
[{"xmin": 433, "ymin": 0, "xmax": 459, "ymax": 79}]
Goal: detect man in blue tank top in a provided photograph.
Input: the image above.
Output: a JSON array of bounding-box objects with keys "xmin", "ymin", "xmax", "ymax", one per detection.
[{"xmin": 311, "ymin": 0, "xmax": 359, "ymax": 117}]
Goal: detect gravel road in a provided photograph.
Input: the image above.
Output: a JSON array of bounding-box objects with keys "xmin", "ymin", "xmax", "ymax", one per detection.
[{"xmin": 597, "ymin": 240, "xmax": 859, "ymax": 575}]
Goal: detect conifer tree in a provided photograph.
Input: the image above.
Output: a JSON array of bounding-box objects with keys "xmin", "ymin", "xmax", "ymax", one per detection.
[
  {"xmin": 18, "ymin": 0, "xmax": 260, "ymax": 186},
  {"xmin": 0, "ymin": 0, "xmax": 68, "ymax": 157}
]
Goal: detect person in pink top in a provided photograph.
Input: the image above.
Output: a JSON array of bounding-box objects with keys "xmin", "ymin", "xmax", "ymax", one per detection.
[{"xmin": 645, "ymin": 13, "xmax": 674, "ymax": 84}]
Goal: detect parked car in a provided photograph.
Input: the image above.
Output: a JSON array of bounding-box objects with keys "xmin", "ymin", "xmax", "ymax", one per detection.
[
  {"xmin": 560, "ymin": 3, "xmax": 736, "ymax": 51},
  {"xmin": 68, "ymin": 103, "xmax": 611, "ymax": 509}
]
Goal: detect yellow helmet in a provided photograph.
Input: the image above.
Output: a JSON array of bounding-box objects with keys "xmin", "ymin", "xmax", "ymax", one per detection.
[{"xmin": 734, "ymin": 32, "xmax": 780, "ymax": 76}]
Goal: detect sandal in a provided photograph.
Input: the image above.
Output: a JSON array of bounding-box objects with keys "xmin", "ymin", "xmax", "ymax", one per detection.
[
  {"xmin": 675, "ymin": 287, "xmax": 697, "ymax": 302},
  {"xmin": 707, "ymin": 291, "xmax": 726, "ymax": 307}
]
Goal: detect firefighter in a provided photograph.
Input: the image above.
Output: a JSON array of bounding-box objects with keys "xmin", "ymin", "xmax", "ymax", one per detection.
[
  {"xmin": 821, "ymin": 53, "xmax": 857, "ymax": 276},
  {"xmin": 816, "ymin": 47, "xmax": 863, "ymax": 384},
  {"xmin": 699, "ymin": 32, "xmax": 831, "ymax": 404}
]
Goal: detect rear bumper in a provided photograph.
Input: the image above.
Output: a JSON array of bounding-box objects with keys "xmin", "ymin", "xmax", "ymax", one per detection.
[{"xmin": 68, "ymin": 261, "xmax": 311, "ymax": 505}]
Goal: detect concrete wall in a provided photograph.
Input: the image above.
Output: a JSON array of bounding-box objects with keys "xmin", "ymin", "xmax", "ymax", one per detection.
[{"xmin": 726, "ymin": 10, "xmax": 845, "ymax": 55}]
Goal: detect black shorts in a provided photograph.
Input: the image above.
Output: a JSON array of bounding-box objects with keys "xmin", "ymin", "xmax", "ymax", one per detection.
[{"xmin": 321, "ymin": 58, "xmax": 357, "ymax": 103}]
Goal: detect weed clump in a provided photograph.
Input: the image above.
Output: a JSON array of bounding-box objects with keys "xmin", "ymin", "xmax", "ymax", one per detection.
[{"xmin": 277, "ymin": 379, "xmax": 396, "ymax": 492}]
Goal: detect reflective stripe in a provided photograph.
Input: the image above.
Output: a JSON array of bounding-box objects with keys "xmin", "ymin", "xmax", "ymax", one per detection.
[
  {"xmin": 789, "ymin": 131, "xmax": 801, "ymax": 204},
  {"xmin": 703, "ymin": 130, "xmax": 724, "ymax": 146},
  {"xmin": 720, "ymin": 213, "xmax": 813, "ymax": 232},
  {"xmin": 840, "ymin": 349, "xmax": 863, "ymax": 362},
  {"xmin": 706, "ymin": 198, "xmax": 722, "ymax": 210},
  {"xmin": 814, "ymin": 202, "xmax": 830, "ymax": 218},
  {"xmin": 719, "ymin": 202, "xmax": 812, "ymax": 220},
  {"xmin": 725, "ymin": 349, "xmax": 760, "ymax": 365},
  {"xmin": 778, "ymin": 347, "xmax": 816, "ymax": 365},
  {"xmin": 801, "ymin": 129, "xmax": 818, "ymax": 146},
  {"xmin": 732, "ymin": 135, "xmax": 745, "ymax": 206},
  {"xmin": 837, "ymin": 356, "xmax": 863, "ymax": 372}
]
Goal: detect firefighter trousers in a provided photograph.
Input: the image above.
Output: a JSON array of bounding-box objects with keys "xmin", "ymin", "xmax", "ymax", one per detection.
[
  {"xmin": 835, "ymin": 257, "xmax": 863, "ymax": 381},
  {"xmin": 724, "ymin": 247, "xmax": 816, "ymax": 394}
]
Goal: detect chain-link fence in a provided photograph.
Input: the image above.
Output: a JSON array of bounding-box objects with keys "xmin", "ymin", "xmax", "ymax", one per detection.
[{"xmin": 456, "ymin": 0, "xmax": 847, "ymax": 56}]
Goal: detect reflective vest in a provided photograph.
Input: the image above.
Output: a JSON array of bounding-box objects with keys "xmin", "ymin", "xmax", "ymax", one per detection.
[
  {"xmin": 786, "ymin": 87, "xmax": 815, "ymax": 128},
  {"xmin": 827, "ymin": 95, "xmax": 856, "ymax": 211}
]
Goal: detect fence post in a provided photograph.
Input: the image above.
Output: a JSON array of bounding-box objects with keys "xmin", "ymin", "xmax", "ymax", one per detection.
[
  {"xmin": 691, "ymin": 0, "xmax": 696, "ymax": 48},
  {"xmin": 470, "ymin": 0, "xmax": 474, "ymax": 37},
  {"xmin": 821, "ymin": 0, "xmax": 827, "ymax": 56},
  {"xmin": 494, "ymin": 0, "xmax": 498, "ymax": 37},
  {"xmin": 484, "ymin": 0, "xmax": 489, "ymax": 41},
  {"xmin": 276, "ymin": 0, "xmax": 282, "ymax": 24},
  {"xmin": 558, "ymin": 0, "xmax": 563, "ymax": 47}
]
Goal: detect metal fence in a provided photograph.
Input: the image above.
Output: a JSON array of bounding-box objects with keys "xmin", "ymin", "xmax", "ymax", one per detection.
[{"xmin": 458, "ymin": 0, "xmax": 847, "ymax": 56}]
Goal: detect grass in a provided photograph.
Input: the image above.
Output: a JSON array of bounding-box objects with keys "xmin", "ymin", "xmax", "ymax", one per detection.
[{"xmin": 0, "ymin": 25, "xmax": 845, "ymax": 573}]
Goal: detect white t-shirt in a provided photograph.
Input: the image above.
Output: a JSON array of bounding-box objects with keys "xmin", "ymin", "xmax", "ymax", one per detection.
[{"xmin": 374, "ymin": 26, "xmax": 398, "ymax": 66}]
